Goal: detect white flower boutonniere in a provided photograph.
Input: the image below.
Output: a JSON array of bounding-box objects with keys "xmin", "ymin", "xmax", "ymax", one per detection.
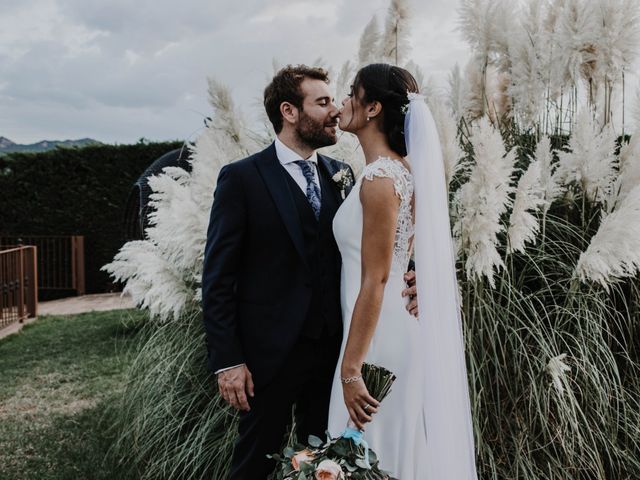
[{"xmin": 332, "ymin": 168, "xmax": 353, "ymax": 200}]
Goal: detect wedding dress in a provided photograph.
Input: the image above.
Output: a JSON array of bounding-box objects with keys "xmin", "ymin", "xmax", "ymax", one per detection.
[{"xmin": 327, "ymin": 156, "xmax": 429, "ymax": 478}]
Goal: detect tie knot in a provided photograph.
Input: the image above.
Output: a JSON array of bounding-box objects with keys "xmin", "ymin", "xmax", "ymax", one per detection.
[{"xmin": 294, "ymin": 160, "xmax": 314, "ymax": 178}]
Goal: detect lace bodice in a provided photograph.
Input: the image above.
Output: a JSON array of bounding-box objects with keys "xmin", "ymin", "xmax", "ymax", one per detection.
[{"xmin": 359, "ymin": 157, "xmax": 415, "ymax": 272}]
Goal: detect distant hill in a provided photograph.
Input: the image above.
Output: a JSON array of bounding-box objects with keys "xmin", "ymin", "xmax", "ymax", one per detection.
[{"xmin": 0, "ymin": 136, "xmax": 102, "ymax": 155}]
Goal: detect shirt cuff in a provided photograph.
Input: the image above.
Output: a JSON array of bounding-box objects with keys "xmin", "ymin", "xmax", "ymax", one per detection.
[{"xmin": 215, "ymin": 363, "xmax": 245, "ymax": 374}]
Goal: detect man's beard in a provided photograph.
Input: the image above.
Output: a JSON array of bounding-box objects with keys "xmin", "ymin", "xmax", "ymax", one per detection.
[{"xmin": 296, "ymin": 111, "xmax": 338, "ymax": 150}]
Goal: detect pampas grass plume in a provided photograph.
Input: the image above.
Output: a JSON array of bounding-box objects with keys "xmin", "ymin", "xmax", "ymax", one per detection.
[
  {"xmin": 358, "ymin": 16, "xmax": 381, "ymax": 67},
  {"xmin": 575, "ymin": 184, "xmax": 640, "ymax": 290},
  {"xmin": 448, "ymin": 63, "xmax": 466, "ymax": 122},
  {"xmin": 594, "ymin": 0, "xmax": 640, "ymax": 84},
  {"xmin": 429, "ymin": 98, "xmax": 464, "ymax": 188},
  {"xmin": 554, "ymin": 0, "xmax": 598, "ymax": 88},
  {"xmin": 507, "ymin": 0, "xmax": 548, "ymax": 127},
  {"xmin": 103, "ymin": 78, "xmax": 259, "ymax": 323},
  {"xmin": 556, "ymin": 110, "xmax": 618, "ymax": 204},
  {"xmin": 536, "ymin": 136, "xmax": 564, "ymax": 214},
  {"xmin": 381, "ymin": 0, "xmax": 411, "ymax": 65},
  {"xmin": 633, "ymin": 84, "xmax": 640, "ymax": 132},
  {"xmin": 458, "ymin": 0, "xmax": 498, "ymax": 62},
  {"xmin": 612, "ymin": 134, "xmax": 640, "ymax": 207},
  {"xmin": 507, "ymin": 159, "xmax": 545, "ymax": 254},
  {"xmin": 453, "ymin": 117, "xmax": 516, "ymax": 286},
  {"xmin": 545, "ymin": 353, "xmax": 572, "ymax": 395}
]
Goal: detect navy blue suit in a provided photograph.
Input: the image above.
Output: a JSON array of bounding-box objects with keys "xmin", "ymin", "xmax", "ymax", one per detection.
[{"xmin": 202, "ymin": 143, "xmax": 353, "ymax": 479}]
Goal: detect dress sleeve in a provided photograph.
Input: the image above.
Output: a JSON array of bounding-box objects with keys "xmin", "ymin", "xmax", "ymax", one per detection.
[{"xmin": 362, "ymin": 158, "xmax": 411, "ymax": 204}]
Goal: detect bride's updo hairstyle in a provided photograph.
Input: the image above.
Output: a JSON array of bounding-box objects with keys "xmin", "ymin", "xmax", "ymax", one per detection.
[{"xmin": 352, "ymin": 63, "xmax": 419, "ymax": 157}]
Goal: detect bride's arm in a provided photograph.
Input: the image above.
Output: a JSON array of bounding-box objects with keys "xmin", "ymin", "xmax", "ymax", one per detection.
[{"xmin": 341, "ymin": 175, "xmax": 399, "ymax": 430}]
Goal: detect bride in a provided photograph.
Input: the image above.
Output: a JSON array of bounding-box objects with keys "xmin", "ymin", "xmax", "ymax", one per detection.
[{"xmin": 327, "ymin": 64, "xmax": 478, "ymax": 479}]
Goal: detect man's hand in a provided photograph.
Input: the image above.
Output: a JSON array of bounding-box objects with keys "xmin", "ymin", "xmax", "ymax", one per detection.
[
  {"xmin": 402, "ymin": 270, "xmax": 419, "ymax": 317},
  {"xmin": 217, "ymin": 365, "xmax": 255, "ymax": 412}
]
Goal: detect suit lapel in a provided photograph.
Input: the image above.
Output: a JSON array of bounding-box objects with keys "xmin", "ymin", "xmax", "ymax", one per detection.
[
  {"xmin": 255, "ymin": 143, "xmax": 309, "ymax": 270},
  {"xmin": 317, "ymin": 154, "xmax": 343, "ymax": 204}
]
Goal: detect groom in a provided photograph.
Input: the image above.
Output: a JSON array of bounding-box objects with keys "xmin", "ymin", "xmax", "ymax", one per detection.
[{"xmin": 202, "ymin": 65, "xmax": 418, "ymax": 480}]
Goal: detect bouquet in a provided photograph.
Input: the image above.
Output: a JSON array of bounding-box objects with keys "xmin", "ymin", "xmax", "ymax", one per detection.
[{"xmin": 269, "ymin": 363, "xmax": 397, "ymax": 480}]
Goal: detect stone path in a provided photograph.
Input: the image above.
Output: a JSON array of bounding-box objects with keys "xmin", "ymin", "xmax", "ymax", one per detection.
[{"xmin": 38, "ymin": 292, "xmax": 135, "ymax": 316}]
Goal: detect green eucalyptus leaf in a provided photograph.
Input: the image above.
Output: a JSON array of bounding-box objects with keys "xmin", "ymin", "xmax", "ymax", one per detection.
[
  {"xmin": 345, "ymin": 462, "xmax": 358, "ymax": 472},
  {"xmin": 300, "ymin": 461, "xmax": 315, "ymax": 474},
  {"xmin": 332, "ymin": 443, "xmax": 347, "ymax": 456},
  {"xmin": 368, "ymin": 449, "xmax": 378, "ymax": 463},
  {"xmin": 308, "ymin": 435, "xmax": 323, "ymax": 447}
]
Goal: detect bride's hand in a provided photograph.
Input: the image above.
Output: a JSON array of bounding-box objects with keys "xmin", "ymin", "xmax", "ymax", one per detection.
[{"xmin": 342, "ymin": 379, "xmax": 379, "ymax": 431}]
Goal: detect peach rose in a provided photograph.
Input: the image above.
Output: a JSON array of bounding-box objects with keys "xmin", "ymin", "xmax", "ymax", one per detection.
[
  {"xmin": 291, "ymin": 449, "xmax": 315, "ymax": 471},
  {"xmin": 314, "ymin": 459, "xmax": 343, "ymax": 480}
]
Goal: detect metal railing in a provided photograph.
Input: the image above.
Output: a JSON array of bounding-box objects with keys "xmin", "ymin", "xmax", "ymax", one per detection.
[
  {"xmin": 0, "ymin": 235, "xmax": 85, "ymax": 296},
  {"xmin": 0, "ymin": 246, "xmax": 38, "ymax": 329}
]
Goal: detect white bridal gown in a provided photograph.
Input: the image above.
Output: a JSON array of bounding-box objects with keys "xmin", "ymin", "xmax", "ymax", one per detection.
[{"xmin": 327, "ymin": 157, "xmax": 428, "ymax": 478}]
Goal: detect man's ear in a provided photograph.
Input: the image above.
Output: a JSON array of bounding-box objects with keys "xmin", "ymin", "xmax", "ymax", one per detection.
[
  {"xmin": 280, "ymin": 102, "xmax": 298, "ymax": 127},
  {"xmin": 367, "ymin": 101, "xmax": 382, "ymax": 120}
]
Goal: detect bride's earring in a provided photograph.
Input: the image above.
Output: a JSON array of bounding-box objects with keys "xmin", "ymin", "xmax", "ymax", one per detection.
[{"xmin": 366, "ymin": 116, "xmax": 370, "ymax": 122}]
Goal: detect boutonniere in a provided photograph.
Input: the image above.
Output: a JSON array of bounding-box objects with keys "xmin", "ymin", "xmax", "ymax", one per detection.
[{"xmin": 332, "ymin": 168, "xmax": 353, "ymax": 199}]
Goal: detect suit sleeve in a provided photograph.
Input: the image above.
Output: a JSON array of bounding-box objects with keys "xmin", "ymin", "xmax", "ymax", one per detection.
[{"xmin": 202, "ymin": 164, "xmax": 246, "ymax": 373}]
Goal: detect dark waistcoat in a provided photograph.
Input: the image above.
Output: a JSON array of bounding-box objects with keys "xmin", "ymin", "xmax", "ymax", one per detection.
[{"xmin": 283, "ymin": 169, "xmax": 342, "ymax": 339}]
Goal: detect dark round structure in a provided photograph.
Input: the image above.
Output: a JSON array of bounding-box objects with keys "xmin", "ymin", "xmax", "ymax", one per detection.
[{"xmin": 124, "ymin": 145, "xmax": 193, "ymax": 241}]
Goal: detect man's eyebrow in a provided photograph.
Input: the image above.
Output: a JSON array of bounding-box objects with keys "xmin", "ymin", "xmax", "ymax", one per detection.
[{"xmin": 315, "ymin": 95, "xmax": 332, "ymax": 102}]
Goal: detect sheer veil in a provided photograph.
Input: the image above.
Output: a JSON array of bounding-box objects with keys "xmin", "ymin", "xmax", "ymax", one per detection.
[{"xmin": 404, "ymin": 93, "xmax": 479, "ymax": 479}]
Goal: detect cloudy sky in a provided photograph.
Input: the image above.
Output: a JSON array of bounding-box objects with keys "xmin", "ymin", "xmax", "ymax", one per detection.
[{"xmin": 0, "ymin": 0, "xmax": 469, "ymax": 144}]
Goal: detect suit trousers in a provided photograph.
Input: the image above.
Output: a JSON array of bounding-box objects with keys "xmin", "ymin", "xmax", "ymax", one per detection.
[{"xmin": 227, "ymin": 333, "xmax": 342, "ymax": 480}]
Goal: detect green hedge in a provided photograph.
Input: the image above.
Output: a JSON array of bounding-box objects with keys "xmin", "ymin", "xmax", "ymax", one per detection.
[{"xmin": 0, "ymin": 141, "xmax": 185, "ymax": 296}]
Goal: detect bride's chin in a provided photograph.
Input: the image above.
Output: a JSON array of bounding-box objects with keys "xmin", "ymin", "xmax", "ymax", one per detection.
[{"xmin": 338, "ymin": 122, "xmax": 354, "ymax": 134}]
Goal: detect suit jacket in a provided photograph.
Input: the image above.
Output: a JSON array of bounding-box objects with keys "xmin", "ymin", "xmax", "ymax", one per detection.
[{"xmin": 201, "ymin": 142, "xmax": 354, "ymax": 388}]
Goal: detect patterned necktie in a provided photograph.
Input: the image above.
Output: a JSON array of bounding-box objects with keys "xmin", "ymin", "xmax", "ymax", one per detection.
[{"xmin": 294, "ymin": 160, "xmax": 321, "ymax": 220}]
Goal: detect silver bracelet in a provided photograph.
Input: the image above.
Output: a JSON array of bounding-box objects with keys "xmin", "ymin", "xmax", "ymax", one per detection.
[{"xmin": 341, "ymin": 374, "xmax": 363, "ymax": 384}]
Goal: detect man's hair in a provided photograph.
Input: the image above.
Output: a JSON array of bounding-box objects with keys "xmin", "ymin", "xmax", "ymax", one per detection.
[{"xmin": 263, "ymin": 65, "xmax": 330, "ymax": 134}]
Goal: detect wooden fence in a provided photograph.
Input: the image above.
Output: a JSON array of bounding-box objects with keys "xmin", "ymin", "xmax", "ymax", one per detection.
[
  {"xmin": 0, "ymin": 246, "xmax": 38, "ymax": 329},
  {"xmin": 0, "ymin": 235, "xmax": 85, "ymax": 296}
]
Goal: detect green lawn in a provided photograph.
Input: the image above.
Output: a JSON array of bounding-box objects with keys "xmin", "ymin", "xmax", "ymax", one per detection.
[{"xmin": 0, "ymin": 309, "xmax": 147, "ymax": 480}]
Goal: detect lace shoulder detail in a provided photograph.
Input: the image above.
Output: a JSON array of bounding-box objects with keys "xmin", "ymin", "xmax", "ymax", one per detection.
[
  {"xmin": 361, "ymin": 157, "xmax": 413, "ymax": 205},
  {"xmin": 360, "ymin": 157, "xmax": 415, "ymax": 272}
]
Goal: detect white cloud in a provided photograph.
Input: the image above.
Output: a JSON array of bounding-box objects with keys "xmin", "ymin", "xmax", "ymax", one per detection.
[
  {"xmin": 0, "ymin": 0, "xmax": 469, "ymax": 144},
  {"xmin": 249, "ymin": 1, "xmax": 339, "ymax": 23}
]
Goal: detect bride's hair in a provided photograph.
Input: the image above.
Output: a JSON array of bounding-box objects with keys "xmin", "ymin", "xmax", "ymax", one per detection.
[{"xmin": 352, "ymin": 64, "xmax": 419, "ymax": 157}]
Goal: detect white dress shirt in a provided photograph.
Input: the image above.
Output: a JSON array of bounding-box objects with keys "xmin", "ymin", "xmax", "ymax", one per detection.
[
  {"xmin": 214, "ymin": 138, "xmax": 321, "ymax": 375},
  {"xmin": 274, "ymin": 136, "xmax": 322, "ymax": 196}
]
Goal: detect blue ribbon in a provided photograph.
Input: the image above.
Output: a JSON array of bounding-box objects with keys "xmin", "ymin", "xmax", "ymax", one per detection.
[{"xmin": 342, "ymin": 427, "xmax": 371, "ymax": 468}]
